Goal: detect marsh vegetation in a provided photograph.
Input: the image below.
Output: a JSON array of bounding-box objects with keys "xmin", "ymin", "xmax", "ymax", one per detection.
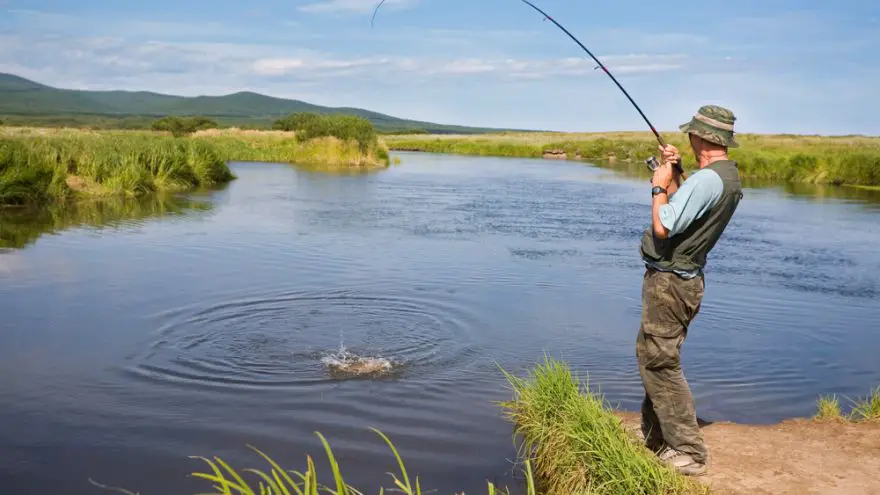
[
  {"xmin": 0, "ymin": 117, "xmax": 390, "ymax": 206},
  {"xmin": 384, "ymin": 132, "xmax": 880, "ymax": 187}
]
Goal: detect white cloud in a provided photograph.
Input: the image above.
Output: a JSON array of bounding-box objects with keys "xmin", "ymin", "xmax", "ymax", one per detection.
[
  {"xmin": 252, "ymin": 57, "xmax": 377, "ymax": 76},
  {"xmin": 298, "ymin": 0, "xmax": 415, "ymax": 13},
  {"xmin": 244, "ymin": 51, "xmax": 687, "ymax": 80}
]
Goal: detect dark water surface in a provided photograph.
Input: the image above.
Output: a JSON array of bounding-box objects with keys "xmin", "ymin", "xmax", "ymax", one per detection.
[{"xmin": 2, "ymin": 153, "xmax": 879, "ymax": 494}]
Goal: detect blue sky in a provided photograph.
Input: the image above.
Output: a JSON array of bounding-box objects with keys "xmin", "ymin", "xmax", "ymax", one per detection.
[{"xmin": 1, "ymin": 0, "xmax": 878, "ymax": 134}]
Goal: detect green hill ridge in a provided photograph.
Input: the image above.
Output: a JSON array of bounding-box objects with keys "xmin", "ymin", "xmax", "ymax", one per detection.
[{"xmin": 0, "ymin": 72, "xmax": 512, "ymax": 134}]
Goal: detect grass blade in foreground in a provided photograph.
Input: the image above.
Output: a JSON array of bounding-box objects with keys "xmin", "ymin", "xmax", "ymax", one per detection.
[
  {"xmin": 499, "ymin": 356, "xmax": 708, "ymax": 494},
  {"xmin": 188, "ymin": 430, "xmax": 535, "ymax": 495},
  {"xmin": 848, "ymin": 385, "xmax": 880, "ymax": 421}
]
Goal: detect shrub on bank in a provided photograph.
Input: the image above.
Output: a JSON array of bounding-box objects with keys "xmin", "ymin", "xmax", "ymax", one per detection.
[
  {"xmin": 152, "ymin": 116, "xmax": 219, "ymax": 137},
  {"xmin": 273, "ymin": 113, "xmax": 379, "ymax": 153}
]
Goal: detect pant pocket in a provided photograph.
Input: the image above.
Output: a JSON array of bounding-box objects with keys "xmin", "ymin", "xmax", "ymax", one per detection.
[
  {"xmin": 637, "ymin": 331, "xmax": 683, "ymax": 370},
  {"xmin": 641, "ymin": 273, "xmax": 687, "ymax": 339}
]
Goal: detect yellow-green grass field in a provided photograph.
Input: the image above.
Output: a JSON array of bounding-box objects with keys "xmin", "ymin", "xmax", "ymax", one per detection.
[
  {"xmin": 384, "ymin": 131, "xmax": 880, "ymax": 186},
  {"xmin": 0, "ymin": 127, "xmax": 390, "ymax": 206}
]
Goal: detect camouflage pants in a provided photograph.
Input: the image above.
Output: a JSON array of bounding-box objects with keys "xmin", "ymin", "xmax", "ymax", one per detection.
[{"xmin": 635, "ymin": 268, "xmax": 708, "ymax": 464}]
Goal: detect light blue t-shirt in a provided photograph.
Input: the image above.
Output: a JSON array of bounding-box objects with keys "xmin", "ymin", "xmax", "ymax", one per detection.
[{"xmin": 643, "ymin": 168, "xmax": 725, "ymax": 278}]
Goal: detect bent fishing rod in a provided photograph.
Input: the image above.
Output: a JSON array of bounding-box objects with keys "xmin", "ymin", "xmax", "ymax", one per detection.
[{"xmin": 371, "ymin": 0, "xmax": 685, "ymax": 178}]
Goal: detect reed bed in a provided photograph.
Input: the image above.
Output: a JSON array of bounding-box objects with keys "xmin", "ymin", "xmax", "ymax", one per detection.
[
  {"xmin": 0, "ymin": 132, "xmax": 234, "ymax": 205},
  {"xmin": 0, "ymin": 127, "xmax": 390, "ymax": 206},
  {"xmin": 498, "ymin": 357, "xmax": 707, "ymax": 495},
  {"xmin": 384, "ymin": 132, "xmax": 880, "ymax": 186}
]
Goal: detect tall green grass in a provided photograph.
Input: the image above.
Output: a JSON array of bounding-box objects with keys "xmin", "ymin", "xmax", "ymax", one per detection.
[
  {"xmin": 0, "ymin": 137, "xmax": 67, "ymax": 205},
  {"xmin": 187, "ymin": 429, "xmax": 535, "ymax": 495},
  {"xmin": 815, "ymin": 395, "xmax": 844, "ymax": 421},
  {"xmin": 384, "ymin": 132, "xmax": 880, "ymax": 186},
  {"xmin": 0, "ymin": 126, "xmax": 390, "ymax": 206},
  {"xmin": 815, "ymin": 385, "xmax": 880, "ymax": 422},
  {"xmin": 848, "ymin": 385, "xmax": 880, "ymax": 421},
  {"xmin": 499, "ymin": 357, "xmax": 707, "ymax": 495},
  {"xmin": 90, "ymin": 429, "xmax": 536, "ymax": 495},
  {"xmin": 0, "ymin": 133, "xmax": 234, "ymax": 206}
]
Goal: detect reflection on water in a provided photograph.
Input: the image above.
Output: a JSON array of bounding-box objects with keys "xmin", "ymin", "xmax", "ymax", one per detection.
[
  {"xmin": 744, "ymin": 179, "xmax": 880, "ymax": 206},
  {"xmin": 0, "ymin": 192, "xmax": 218, "ymax": 250}
]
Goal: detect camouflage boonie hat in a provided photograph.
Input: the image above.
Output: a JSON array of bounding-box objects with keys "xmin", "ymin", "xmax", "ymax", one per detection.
[{"xmin": 679, "ymin": 105, "xmax": 738, "ymax": 148}]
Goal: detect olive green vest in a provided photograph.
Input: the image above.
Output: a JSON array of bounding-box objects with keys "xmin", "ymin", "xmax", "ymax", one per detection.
[{"xmin": 639, "ymin": 160, "xmax": 743, "ymax": 273}]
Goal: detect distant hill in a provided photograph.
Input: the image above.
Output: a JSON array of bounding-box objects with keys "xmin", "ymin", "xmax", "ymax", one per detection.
[{"xmin": 0, "ymin": 73, "xmax": 515, "ymax": 134}]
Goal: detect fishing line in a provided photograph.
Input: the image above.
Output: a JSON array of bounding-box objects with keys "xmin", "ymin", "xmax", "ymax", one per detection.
[{"xmin": 370, "ymin": 0, "xmax": 684, "ymax": 177}]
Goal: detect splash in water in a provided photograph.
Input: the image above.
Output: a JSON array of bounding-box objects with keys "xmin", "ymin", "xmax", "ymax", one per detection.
[{"xmin": 321, "ymin": 345, "xmax": 396, "ymax": 378}]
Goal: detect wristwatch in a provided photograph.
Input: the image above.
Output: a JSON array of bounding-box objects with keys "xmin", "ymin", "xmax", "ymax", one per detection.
[{"xmin": 651, "ymin": 186, "xmax": 667, "ymax": 197}]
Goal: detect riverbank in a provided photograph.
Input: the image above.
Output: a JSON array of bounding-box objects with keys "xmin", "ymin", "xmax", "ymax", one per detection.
[
  {"xmin": 178, "ymin": 358, "xmax": 879, "ymax": 495},
  {"xmin": 0, "ymin": 127, "xmax": 390, "ymax": 206},
  {"xmin": 501, "ymin": 357, "xmax": 880, "ymax": 495},
  {"xmin": 384, "ymin": 132, "xmax": 880, "ymax": 187}
]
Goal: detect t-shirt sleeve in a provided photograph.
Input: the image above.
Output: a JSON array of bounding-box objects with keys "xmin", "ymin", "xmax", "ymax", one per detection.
[{"xmin": 658, "ymin": 169, "xmax": 724, "ymax": 236}]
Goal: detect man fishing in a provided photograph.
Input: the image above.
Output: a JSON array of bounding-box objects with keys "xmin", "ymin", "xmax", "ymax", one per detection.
[{"xmin": 636, "ymin": 105, "xmax": 743, "ymax": 476}]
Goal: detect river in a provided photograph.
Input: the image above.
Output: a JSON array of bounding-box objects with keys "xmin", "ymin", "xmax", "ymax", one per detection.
[{"xmin": 2, "ymin": 152, "xmax": 879, "ymax": 494}]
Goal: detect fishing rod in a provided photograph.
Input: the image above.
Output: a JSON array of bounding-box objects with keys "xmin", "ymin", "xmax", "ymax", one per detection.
[{"xmin": 370, "ymin": 0, "xmax": 684, "ymax": 178}]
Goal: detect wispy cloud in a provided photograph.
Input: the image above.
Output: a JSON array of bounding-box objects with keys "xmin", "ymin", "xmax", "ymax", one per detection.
[
  {"xmin": 298, "ymin": 0, "xmax": 415, "ymax": 14},
  {"xmin": 0, "ymin": 32, "xmax": 687, "ymax": 86},
  {"xmin": 250, "ymin": 53, "xmax": 688, "ymax": 79}
]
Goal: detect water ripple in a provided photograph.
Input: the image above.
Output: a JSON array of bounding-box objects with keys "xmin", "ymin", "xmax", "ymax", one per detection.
[{"xmin": 122, "ymin": 288, "xmax": 485, "ymax": 391}]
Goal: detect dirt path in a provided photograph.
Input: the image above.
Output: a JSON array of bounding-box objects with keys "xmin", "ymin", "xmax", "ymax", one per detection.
[{"xmin": 616, "ymin": 412, "xmax": 880, "ymax": 494}]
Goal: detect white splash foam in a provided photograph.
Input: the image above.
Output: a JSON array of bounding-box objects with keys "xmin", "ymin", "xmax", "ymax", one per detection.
[{"xmin": 321, "ymin": 346, "xmax": 394, "ymax": 376}]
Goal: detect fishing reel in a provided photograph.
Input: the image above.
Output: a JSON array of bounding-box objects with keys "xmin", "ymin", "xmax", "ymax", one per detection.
[{"xmin": 645, "ymin": 155, "xmax": 684, "ymax": 172}]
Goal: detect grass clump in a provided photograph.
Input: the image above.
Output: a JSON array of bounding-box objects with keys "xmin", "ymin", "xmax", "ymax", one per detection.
[
  {"xmin": 0, "ymin": 131, "xmax": 235, "ymax": 206},
  {"xmin": 0, "ymin": 138, "xmax": 67, "ymax": 205},
  {"xmin": 499, "ymin": 357, "xmax": 706, "ymax": 495},
  {"xmin": 814, "ymin": 385, "xmax": 880, "ymax": 422},
  {"xmin": 815, "ymin": 395, "xmax": 844, "ymax": 421},
  {"xmin": 849, "ymin": 385, "xmax": 880, "ymax": 421}
]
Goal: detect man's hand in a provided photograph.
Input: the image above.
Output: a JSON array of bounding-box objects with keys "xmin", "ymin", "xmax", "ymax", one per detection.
[
  {"xmin": 660, "ymin": 144, "xmax": 681, "ymax": 166},
  {"xmin": 652, "ymin": 144, "xmax": 682, "ymax": 190},
  {"xmin": 650, "ymin": 144, "xmax": 681, "ymax": 240}
]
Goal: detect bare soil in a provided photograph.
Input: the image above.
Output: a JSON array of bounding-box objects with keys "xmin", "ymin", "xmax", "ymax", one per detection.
[{"xmin": 617, "ymin": 412, "xmax": 880, "ymax": 494}]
